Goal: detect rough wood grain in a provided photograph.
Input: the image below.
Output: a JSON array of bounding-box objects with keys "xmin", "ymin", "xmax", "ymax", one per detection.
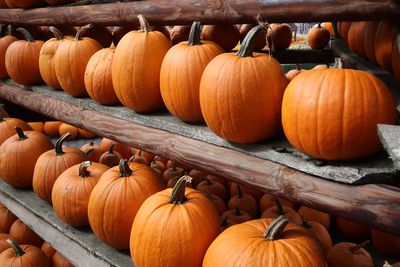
[
  {"xmin": 0, "ymin": 82, "xmax": 399, "ymax": 234},
  {"xmin": 378, "ymin": 124, "xmax": 400, "ymax": 171},
  {"xmin": 0, "ymin": 0, "xmax": 398, "ymax": 26}
]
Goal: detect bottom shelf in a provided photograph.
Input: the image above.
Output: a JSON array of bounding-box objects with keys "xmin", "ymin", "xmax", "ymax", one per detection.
[{"xmin": 0, "ymin": 180, "xmax": 132, "ymax": 267}]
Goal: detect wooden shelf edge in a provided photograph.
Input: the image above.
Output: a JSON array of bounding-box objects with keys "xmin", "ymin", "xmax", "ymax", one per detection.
[
  {"xmin": 378, "ymin": 124, "xmax": 400, "ymax": 171},
  {"xmin": 0, "ymin": 181, "xmax": 132, "ymax": 267},
  {"xmin": 0, "ymin": 0, "xmax": 398, "ymax": 26},
  {"xmin": 0, "ymin": 82, "xmax": 399, "ymax": 235}
]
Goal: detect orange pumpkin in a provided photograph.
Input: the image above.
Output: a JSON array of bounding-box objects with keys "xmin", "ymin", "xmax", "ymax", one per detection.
[
  {"xmin": 267, "ymin": 23, "xmax": 292, "ymax": 50},
  {"xmin": 200, "ymin": 24, "xmax": 287, "ymax": 143},
  {"xmin": 112, "ymin": 25, "xmax": 170, "ymax": 46},
  {"xmin": 43, "ymin": 121, "xmax": 62, "ymax": 137},
  {"xmin": 99, "ymin": 138, "xmax": 132, "ymax": 159},
  {"xmin": 227, "ymin": 184, "xmax": 257, "ymax": 218},
  {"xmin": 203, "ymin": 216, "xmax": 326, "ymax": 266},
  {"xmin": 88, "ymin": 159, "xmax": 165, "ymax": 249},
  {"xmin": 337, "ymin": 21, "xmax": 351, "ymax": 42},
  {"xmin": 4, "ymin": 0, "xmax": 44, "ymax": 8},
  {"xmin": 5, "ymin": 27, "xmax": 44, "ymax": 85},
  {"xmin": 112, "ymin": 15, "xmax": 171, "ymax": 113},
  {"xmin": 363, "ymin": 21, "xmax": 379, "ymax": 63},
  {"xmin": 230, "ymin": 182, "xmax": 263, "ymax": 201},
  {"xmin": 0, "ymin": 239, "xmax": 49, "ymax": 267},
  {"xmin": 286, "ymin": 64, "xmax": 304, "ymax": 81},
  {"xmin": 336, "ymin": 217, "xmax": 370, "ymax": 240},
  {"xmin": 27, "ymin": 122, "xmax": 44, "ymax": 133},
  {"xmin": 370, "ymin": 228, "xmax": 400, "ymax": 257},
  {"xmin": 9, "ymin": 219, "xmax": 43, "ymax": 247},
  {"xmin": 282, "ymin": 68, "xmax": 397, "ymax": 160},
  {"xmin": 32, "ymin": 133, "xmax": 87, "ymax": 203},
  {"xmin": 261, "ymin": 198, "xmax": 302, "ymax": 224},
  {"xmin": 301, "ymin": 220, "xmax": 332, "ymax": 255},
  {"xmin": 0, "ymin": 203, "xmax": 17, "ymax": 233},
  {"xmin": 52, "ymin": 161, "xmax": 109, "ymax": 227},
  {"xmin": 58, "ymin": 123, "xmax": 78, "ymax": 140},
  {"xmin": 0, "ymin": 233, "xmax": 11, "ymax": 254},
  {"xmin": 374, "ymin": 21, "xmax": 395, "ymax": 71},
  {"xmin": 201, "ymin": 24, "xmax": 240, "ymax": 51},
  {"xmin": 259, "ymin": 193, "xmax": 296, "ymax": 212},
  {"xmin": 160, "ymin": 21, "xmax": 223, "ymax": 123},
  {"xmin": 307, "ymin": 23, "xmax": 330, "ymax": 49},
  {"xmin": 196, "ymin": 178, "xmax": 228, "ymax": 201},
  {"xmin": 298, "ymin": 206, "xmax": 331, "ymax": 230},
  {"xmin": 0, "ymin": 127, "xmax": 54, "ymax": 188},
  {"xmin": 78, "ymin": 128, "xmax": 96, "ymax": 139},
  {"xmin": 220, "ymin": 208, "xmax": 252, "ymax": 225},
  {"xmin": 130, "ymin": 176, "xmax": 220, "ymax": 267},
  {"xmin": 99, "ymin": 143, "xmax": 122, "ymax": 167},
  {"xmin": 322, "ymin": 22, "xmax": 335, "ymax": 37},
  {"xmin": 238, "ymin": 24, "xmax": 266, "ymax": 51},
  {"xmin": 51, "ymin": 251, "xmax": 74, "ymax": 267},
  {"xmin": 0, "ymin": 26, "xmax": 17, "ymax": 79},
  {"xmin": 327, "ymin": 241, "xmax": 373, "ymax": 267},
  {"xmin": 41, "ymin": 242, "xmax": 56, "ymax": 260},
  {"xmin": 131, "ymin": 148, "xmax": 154, "ymax": 164},
  {"xmin": 54, "ymin": 24, "xmax": 102, "ymax": 97},
  {"xmin": 204, "ymin": 192, "xmax": 226, "ymax": 215},
  {"xmin": 0, "ymin": 115, "xmax": 32, "ymax": 145},
  {"xmin": 80, "ymin": 142, "xmax": 102, "ymax": 162},
  {"xmin": 169, "ymin": 25, "xmax": 191, "ymax": 45},
  {"xmin": 347, "ymin": 22, "xmax": 367, "ymax": 57},
  {"xmin": 163, "ymin": 165, "xmax": 185, "ymax": 183}
]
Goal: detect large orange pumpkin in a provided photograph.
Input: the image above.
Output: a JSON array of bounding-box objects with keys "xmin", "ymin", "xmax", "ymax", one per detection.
[
  {"xmin": 52, "ymin": 161, "xmax": 109, "ymax": 227},
  {"xmin": 0, "ymin": 26, "xmax": 17, "ymax": 79},
  {"xmin": 347, "ymin": 22, "xmax": 367, "ymax": 57},
  {"xmin": 160, "ymin": 21, "xmax": 223, "ymax": 122},
  {"xmin": 9, "ymin": 219, "xmax": 43, "ymax": 247},
  {"xmin": 0, "ymin": 115, "xmax": 32, "ymax": 145},
  {"xmin": 200, "ymin": 24, "xmax": 287, "ymax": 143},
  {"xmin": 54, "ymin": 24, "xmax": 102, "ymax": 97},
  {"xmin": 201, "ymin": 24, "xmax": 240, "ymax": 51},
  {"xmin": 0, "ymin": 203, "xmax": 17, "ymax": 233},
  {"xmin": 130, "ymin": 176, "xmax": 220, "ymax": 267},
  {"xmin": 203, "ymin": 215, "xmax": 326, "ymax": 266},
  {"xmin": 327, "ymin": 241, "xmax": 373, "ymax": 267},
  {"xmin": 282, "ymin": 68, "xmax": 397, "ymax": 160},
  {"xmin": 0, "ymin": 239, "xmax": 49, "ymax": 267},
  {"xmin": 112, "ymin": 15, "xmax": 171, "ymax": 113},
  {"xmin": 5, "ymin": 28, "xmax": 44, "ymax": 85},
  {"xmin": 88, "ymin": 159, "xmax": 165, "ymax": 249},
  {"xmin": 32, "ymin": 133, "xmax": 87, "ymax": 203}
]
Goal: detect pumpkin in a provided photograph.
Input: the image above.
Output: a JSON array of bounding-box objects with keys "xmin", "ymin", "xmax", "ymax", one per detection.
[
  {"xmin": 27, "ymin": 122, "xmax": 44, "ymax": 132},
  {"xmin": 370, "ymin": 228, "xmax": 400, "ymax": 257},
  {"xmin": 112, "ymin": 25, "xmax": 170, "ymax": 46},
  {"xmin": 9, "ymin": 220, "xmax": 43, "ymax": 247},
  {"xmin": 88, "ymin": 159, "xmax": 165, "ymax": 249},
  {"xmin": 347, "ymin": 22, "xmax": 367, "ymax": 57},
  {"xmin": 132, "ymin": 148, "xmax": 154, "ymax": 164},
  {"xmin": 58, "ymin": 123, "xmax": 78, "ymax": 140},
  {"xmin": 282, "ymin": 68, "xmax": 397, "ymax": 160},
  {"xmin": 5, "ymin": 28, "xmax": 44, "ymax": 85},
  {"xmin": 227, "ymin": 184, "xmax": 257, "ymax": 218},
  {"xmin": 322, "ymin": 22, "xmax": 334, "ymax": 37},
  {"xmin": 374, "ymin": 21, "xmax": 395, "ymax": 71},
  {"xmin": 99, "ymin": 137, "xmax": 131, "ymax": 159},
  {"xmin": 0, "ymin": 25, "xmax": 17, "ymax": 79},
  {"xmin": 80, "ymin": 141, "xmax": 102, "ymax": 162},
  {"xmin": 43, "ymin": 121, "xmax": 62, "ymax": 137},
  {"xmin": 99, "ymin": 143, "xmax": 122, "ymax": 167},
  {"xmin": 0, "ymin": 127, "xmax": 54, "ymax": 188},
  {"xmin": 187, "ymin": 169, "xmax": 207, "ymax": 187},
  {"xmin": 84, "ymin": 47, "xmax": 119, "ymax": 105},
  {"xmin": 52, "ymin": 251, "xmax": 74, "ymax": 267},
  {"xmin": 298, "ymin": 206, "xmax": 331, "ymax": 230},
  {"xmin": 78, "ymin": 128, "xmax": 96, "ymax": 139},
  {"xmin": 54, "ymin": 24, "xmax": 102, "ymax": 97},
  {"xmin": 392, "ymin": 34, "xmax": 400, "ymax": 81},
  {"xmin": 128, "ymin": 152, "xmax": 148, "ymax": 165},
  {"xmin": 0, "ymin": 115, "xmax": 32, "ymax": 145},
  {"xmin": 200, "ymin": 24, "xmax": 287, "ymax": 143},
  {"xmin": 363, "ymin": 21, "xmax": 379, "ymax": 63},
  {"xmin": 337, "ymin": 22, "xmax": 351, "ymax": 42},
  {"xmin": 327, "ymin": 241, "xmax": 373, "ymax": 267},
  {"xmin": 220, "ymin": 207, "xmax": 252, "ymax": 225},
  {"xmin": 150, "ymin": 160, "xmax": 166, "ymax": 175},
  {"xmin": 41, "ymin": 242, "xmax": 56, "ymax": 260},
  {"xmin": 313, "ymin": 64, "xmax": 329, "ymax": 70},
  {"xmin": 307, "ymin": 22, "xmax": 330, "ymax": 49},
  {"xmin": 79, "ymin": 25, "xmax": 112, "ymax": 48},
  {"xmin": 201, "ymin": 23, "xmax": 240, "ymax": 51},
  {"xmin": 169, "ymin": 25, "xmax": 191, "ymax": 45},
  {"xmin": 52, "ymin": 161, "xmax": 109, "ymax": 227},
  {"xmin": 196, "ymin": 178, "xmax": 228, "ymax": 201},
  {"xmin": 238, "ymin": 24, "xmax": 266, "ymax": 50},
  {"xmin": 32, "ymin": 133, "xmax": 87, "ymax": 203},
  {"xmin": 0, "ymin": 233, "xmax": 11, "ymax": 254},
  {"xmin": 160, "ymin": 21, "xmax": 223, "ymax": 122},
  {"xmin": 286, "ymin": 64, "xmax": 304, "ymax": 81},
  {"xmin": 267, "ymin": 23, "xmax": 292, "ymax": 50},
  {"xmin": 130, "ymin": 176, "xmax": 220, "ymax": 267},
  {"xmin": 301, "ymin": 220, "xmax": 332, "ymax": 255},
  {"xmin": 336, "ymin": 217, "xmax": 370, "ymax": 240},
  {"xmin": 0, "ymin": 203, "xmax": 17, "ymax": 233},
  {"xmin": 204, "ymin": 192, "xmax": 226, "ymax": 215},
  {"xmin": 112, "ymin": 15, "xmax": 171, "ymax": 113},
  {"xmin": 230, "ymin": 182, "xmax": 263, "ymax": 201},
  {"xmin": 0, "ymin": 239, "xmax": 49, "ymax": 267},
  {"xmin": 203, "ymin": 215, "xmax": 326, "ymax": 266},
  {"xmin": 163, "ymin": 165, "xmax": 185, "ymax": 183},
  {"xmin": 259, "ymin": 194, "xmax": 295, "ymax": 212},
  {"xmin": 261, "ymin": 198, "xmax": 302, "ymax": 224}
]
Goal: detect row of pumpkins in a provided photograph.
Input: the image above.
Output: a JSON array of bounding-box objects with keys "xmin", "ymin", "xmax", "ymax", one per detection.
[{"xmin": 0, "ymin": 113, "xmax": 399, "ymax": 266}]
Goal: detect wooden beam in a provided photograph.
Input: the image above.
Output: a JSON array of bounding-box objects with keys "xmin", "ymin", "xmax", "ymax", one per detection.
[
  {"xmin": 0, "ymin": 0, "xmax": 398, "ymax": 26},
  {"xmin": 0, "ymin": 82, "xmax": 399, "ymax": 235}
]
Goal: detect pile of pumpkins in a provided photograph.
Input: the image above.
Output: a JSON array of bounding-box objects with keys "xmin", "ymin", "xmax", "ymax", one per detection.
[{"xmin": 0, "ymin": 114, "xmax": 399, "ymax": 266}]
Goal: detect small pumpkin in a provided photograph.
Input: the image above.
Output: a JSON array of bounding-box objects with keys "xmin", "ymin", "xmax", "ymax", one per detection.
[
  {"xmin": 230, "ymin": 182, "xmax": 263, "ymax": 201},
  {"xmin": 227, "ymin": 184, "xmax": 257, "ymax": 218},
  {"xmin": 27, "ymin": 122, "xmax": 44, "ymax": 132},
  {"xmin": 374, "ymin": 21, "xmax": 395, "ymax": 71},
  {"xmin": 0, "ymin": 203, "xmax": 17, "ymax": 233},
  {"xmin": 9, "ymin": 219, "xmax": 43, "ymax": 247},
  {"xmin": 187, "ymin": 169, "xmax": 207, "ymax": 187},
  {"xmin": 196, "ymin": 178, "xmax": 228, "ymax": 201},
  {"xmin": 286, "ymin": 64, "xmax": 304, "ymax": 81},
  {"xmin": 0, "ymin": 25, "xmax": 17, "ymax": 79},
  {"xmin": 41, "ymin": 242, "xmax": 55, "ymax": 260},
  {"xmin": 327, "ymin": 241, "xmax": 373, "ymax": 267},
  {"xmin": 220, "ymin": 207, "xmax": 252, "ymax": 225},
  {"xmin": 78, "ymin": 128, "xmax": 96, "ymax": 139},
  {"xmin": 238, "ymin": 24, "xmax": 266, "ymax": 50},
  {"xmin": 258, "ymin": 193, "xmax": 296, "ymax": 213},
  {"xmin": 43, "ymin": 121, "xmax": 62, "ymax": 137},
  {"xmin": 267, "ymin": 23, "xmax": 292, "ymax": 50},
  {"xmin": 99, "ymin": 143, "xmax": 122, "ymax": 167},
  {"xmin": 261, "ymin": 198, "xmax": 302, "ymax": 224},
  {"xmin": 298, "ymin": 206, "xmax": 331, "ymax": 230},
  {"xmin": 0, "ymin": 114, "xmax": 32, "ymax": 145},
  {"xmin": 370, "ymin": 228, "xmax": 400, "ymax": 257},
  {"xmin": 392, "ymin": 34, "xmax": 400, "ymax": 81},
  {"xmin": 301, "ymin": 220, "xmax": 332, "ymax": 255},
  {"xmin": 58, "ymin": 123, "xmax": 78, "ymax": 140},
  {"xmin": 162, "ymin": 165, "xmax": 185, "ymax": 184},
  {"xmin": 132, "ymin": 148, "xmax": 154, "ymax": 164},
  {"xmin": 0, "ymin": 239, "xmax": 49, "ymax": 267},
  {"xmin": 99, "ymin": 137, "xmax": 131, "ymax": 159},
  {"xmin": 201, "ymin": 23, "xmax": 240, "ymax": 51},
  {"xmin": 80, "ymin": 141, "xmax": 102, "ymax": 162},
  {"xmin": 307, "ymin": 22, "xmax": 330, "ymax": 49},
  {"xmin": 204, "ymin": 192, "xmax": 226, "ymax": 215},
  {"xmin": 336, "ymin": 217, "xmax": 370, "ymax": 240},
  {"xmin": 52, "ymin": 251, "xmax": 74, "ymax": 267}
]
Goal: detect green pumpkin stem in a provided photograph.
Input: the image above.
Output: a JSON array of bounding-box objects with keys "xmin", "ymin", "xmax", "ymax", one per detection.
[
  {"xmin": 6, "ymin": 239, "xmax": 25, "ymax": 256},
  {"xmin": 274, "ymin": 198, "xmax": 284, "ymax": 215},
  {"xmin": 15, "ymin": 127, "xmax": 27, "ymax": 141},
  {"xmin": 75, "ymin": 24, "xmax": 93, "ymax": 41},
  {"xmin": 237, "ymin": 24, "xmax": 265, "ymax": 57},
  {"xmin": 263, "ymin": 215, "xmax": 289, "ymax": 240},
  {"xmin": 169, "ymin": 175, "xmax": 192, "ymax": 204},
  {"xmin": 16, "ymin": 27, "xmax": 35, "ymax": 42},
  {"xmin": 119, "ymin": 159, "xmax": 132, "ymax": 177},
  {"xmin": 138, "ymin": 15, "xmax": 151, "ymax": 32},
  {"xmin": 49, "ymin": 26, "xmax": 64, "ymax": 41},
  {"xmin": 188, "ymin": 21, "xmax": 201, "ymax": 46},
  {"xmin": 351, "ymin": 240, "xmax": 370, "ymax": 254},
  {"xmin": 78, "ymin": 161, "xmax": 91, "ymax": 177},
  {"xmin": 55, "ymin": 133, "xmax": 71, "ymax": 156},
  {"xmin": 237, "ymin": 184, "xmax": 243, "ymax": 198}
]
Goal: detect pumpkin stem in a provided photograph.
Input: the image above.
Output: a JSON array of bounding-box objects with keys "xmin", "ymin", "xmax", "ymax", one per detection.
[
  {"xmin": 221, "ymin": 216, "xmax": 229, "ymax": 227},
  {"xmin": 295, "ymin": 63, "xmax": 301, "ymax": 71},
  {"xmin": 300, "ymin": 220, "xmax": 312, "ymax": 229},
  {"xmin": 237, "ymin": 184, "xmax": 243, "ymax": 198},
  {"xmin": 237, "ymin": 24, "xmax": 265, "ymax": 57},
  {"xmin": 108, "ymin": 143, "xmax": 115, "ymax": 154},
  {"xmin": 234, "ymin": 207, "xmax": 242, "ymax": 216},
  {"xmin": 75, "ymin": 24, "xmax": 93, "ymax": 41},
  {"xmin": 188, "ymin": 21, "xmax": 201, "ymax": 46},
  {"xmin": 85, "ymin": 148, "xmax": 94, "ymax": 156},
  {"xmin": 78, "ymin": 161, "xmax": 91, "ymax": 177},
  {"xmin": 317, "ymin": 22, "xmax": 322, "ymax": 28},
  {"xmin": 204, "ymin": 178, "xmax": 212, "ymax": 185},
  {"xmin": 49, "ymin": 26, "xmax": 64, "ymax": 41},
  {"xmin": 55, "ymin": 133, "xmax": 71, "ymax": 156},
  {"xmin": 6, "ymin": 239, "xmax": 25, "ymax": 257},
  {"xmin": 15, "ymin": 127, "xmax": 27, "ymax": 141},
  {"xmin": 169, "ymin": 175, "xmax": 192, "ymax": 204},
  {"xmin": 351, "ymin": 240, "xmax": 370, "ymax": 254},
  {"xmin": 138, "ymin": 15, "xmax": 151, "ymax": 32},
  {"xmin": 119, "ymin": 159, "xmax": 132, "ymax": 177},
  {"xmin": 274, "ymin": 198, "xmax": 284, "ymax": 215},
  {"xmin": 333, "ymin": 57, "xmax": 343, "ymax": 69},
  {"xmin": 16, "ymin": 27, "xmax": 35, "ymax": 42},
  {"xmin": 263, "ymin": 215, "xmax": 289, "ymax": 240}
]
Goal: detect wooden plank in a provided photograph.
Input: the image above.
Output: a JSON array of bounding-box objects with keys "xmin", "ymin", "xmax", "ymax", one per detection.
[
  {"xmin": 0, "ymin": 181, "xmax": 133, "ymax": 267},
  {"xmin": 0, "ymin": 0, "xmax": 398, "ymax": 26},
  {"xmin": 0, "ymin": 82, "xmax": 399, "ymax": 235},
  {"xmin": 378, "ymin": 124, "xmax": 400, "ymax": 171}
]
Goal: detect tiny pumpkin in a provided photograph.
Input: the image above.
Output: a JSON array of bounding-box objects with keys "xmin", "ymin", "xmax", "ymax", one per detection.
[
  {"xmin": 227, "ymin": 184, "xmax": 258, "ymax": 218},
  {"xmin": 99, "ymin": 143, "xmax": 122, "ymax": 167},
  {"xmin": 298, "ymin": 206, "xmax": 331, "ymax": 230},
  {"xmin": 99, "ymin": 137, "xmax": 131, "ymax": 159},
  {"xmin": 307, "ymin": 22, "xmax": 330, "ymax": 49},
  {"xmin": 201, "ymin": 23, "xmax": 240, "ymax": 51},
  {"xmin": 58, "ymin": 123, "xmax": 78, "ymax": 140},
  {"xmin": 43, "ymin": 121, "xmax": 62, "ymax": 137},
  {"xmin": 220, "ymin": 207, "xmax": 252, "ymax": 225},
  {"xmin": 80, "ymin": 142, "xmax": 102, "ymax": 162}
]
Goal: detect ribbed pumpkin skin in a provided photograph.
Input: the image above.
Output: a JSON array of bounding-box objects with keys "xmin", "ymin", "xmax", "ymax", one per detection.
[
  {"xmin": 5, "ymin": 39, "xmax": 44, "ymax": 85},
  {"xmin": 374, "ymin": 21, "xmax": 395, "ymax": 71},
  {"xmin": 84, "ymin": 47, "xmax": 119, "ymax": 105},
  {"xmin": 54, "ymin": 37, "xmax": 102, "ymax": 97},
  {"xmin": 0, "ymin": 118, "xmax": 32, "ymax": 145},
  {"xmin": 52, "ymin": 162, "xmax": 109, "ymax": 227},
  {"xmin": 99, "ymin": 138, "xmax": 132, "ymax": 159},
  {"xmin": 201, "ymin": 24, "xmax": 240, "ymax": 51},
  {"xmin": 307, "ymin": 24, "xmax": 330, "ymax": 49},
  {"xmin": 363, "ymin": 21, "xmax": 379, "ymax": 63},
  {"xmin": 392, "ymin": 38, "xmax": 400, "ymax": 81},
  {"xmin": 337, "ymin": 22, "xmax": 351, "ymax": 42},
  {"xmin": 327, "ymin": 242, "xmax": 373, "ymax": 267},
  {"xmin": 9, "ymin": 219, "xmax": 44, "ymax": 247},
  {"xmin": 130, "ymin": 187, "xmax": 220, "ymax": 267},
  {"xmin": 347, "ymin": 22, "xmax": 367, "ymax": 57},
  {"xmin": 0, "ymin": 35, "xmax": 17, "ymax": 79},
  {"xmin": 41, "ymin": 242, "xmax": 56, "ymax": 260},
  {"xmin": 0, "ymin": 244, "xmax": 50, "ymax": 267},
  {"xmin": 88, "ymin": 162, "xmax": 165, "ymax": 249},
  {"xmin": 0, "ymin": 131, "xmax": 54, "ymax": 188},
  {"xmin": 160, "ymin": 40, "xmax": 223, "ymax": 122},
  {"xmin": 112, "ymin": 30, "xmax": 171, "ymax": 113},
  {"xmin": 282, "ymin": 69, "xmax": 397, "ymax": 160},
  {"xmin": 304, "ymin": 221, "xmax": 332, "ymax": 255},
  {"xmin": 39, "ymin": 36, "xmax": 66, "ymax": 89},
  {"xmin": 203, "ymin": 218, "xmax": 326, "ymax": 267},
  {"xmin": 200, "ymin": 53, "xmax": 287, "ymax": 143},
  {"xmin": 0, "ymin": 203, "xmax": 17, "ymax": 233}
]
